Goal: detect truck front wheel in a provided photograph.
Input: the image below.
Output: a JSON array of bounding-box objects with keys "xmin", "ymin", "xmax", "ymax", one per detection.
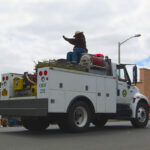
[
  {"xmin": 59, "ymin": 101, "xmax": 92, "ymax": 132},
  {"xmin": 131, "ymin": 102, "xmax": 149, "ymax": 128},
  {"xmin": 22, "ymin": 117, "xmax": 49, "ymax": 131}
]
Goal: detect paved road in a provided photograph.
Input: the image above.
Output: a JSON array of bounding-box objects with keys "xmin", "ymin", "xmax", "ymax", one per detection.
[{"xmin": 0, "ymin": 121, "xmax": 150, "ymax": 150}]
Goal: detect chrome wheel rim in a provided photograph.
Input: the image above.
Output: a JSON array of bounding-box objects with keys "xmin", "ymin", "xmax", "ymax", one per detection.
[
  {"xmin": 74, "ymin": 106, "xmax": 88, "ymax": 127},
  {"xmin": 137, "ymin": 107, "xmax": 147, "ymax": 123}
]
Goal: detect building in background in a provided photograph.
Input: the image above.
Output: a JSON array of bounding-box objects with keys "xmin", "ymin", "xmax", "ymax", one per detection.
[{"xmin": 136, "ymin": 68, "xmax": 150, "ymax": 101}]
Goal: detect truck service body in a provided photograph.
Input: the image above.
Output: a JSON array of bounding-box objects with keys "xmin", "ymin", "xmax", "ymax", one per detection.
[{"xmin": 0, "ymin": 55, "xmax": 149, "ymax": 132}]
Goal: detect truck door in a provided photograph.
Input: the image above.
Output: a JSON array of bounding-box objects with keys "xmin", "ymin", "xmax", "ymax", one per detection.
[{"xmin": 117, "ymin": 65, "xmax": 134, "ymax": 104}]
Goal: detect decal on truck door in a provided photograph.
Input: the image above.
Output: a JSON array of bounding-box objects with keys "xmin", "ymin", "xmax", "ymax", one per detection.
[{"xmin": 122, "ymin": 90, "xmax": 127, "ymax": 97}]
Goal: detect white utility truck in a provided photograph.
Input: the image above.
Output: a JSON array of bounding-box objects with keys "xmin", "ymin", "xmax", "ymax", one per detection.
[{"xmin": 0, "ymin": 54, "xmax": 149, "ymax": 132}]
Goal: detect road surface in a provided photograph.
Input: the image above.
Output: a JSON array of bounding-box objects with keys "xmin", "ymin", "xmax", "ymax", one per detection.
[{"xmin": 0, "ymin": 121, "xmax": 150, "ymax": 150}]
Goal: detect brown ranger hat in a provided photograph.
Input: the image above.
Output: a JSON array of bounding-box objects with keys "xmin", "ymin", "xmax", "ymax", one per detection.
[{"xmin": 74, "ymin": 31, "xmax": 83, "ymax": 37}]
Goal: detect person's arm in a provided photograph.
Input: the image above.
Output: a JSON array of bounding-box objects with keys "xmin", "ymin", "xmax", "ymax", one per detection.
[{"xmin": 62, "ymin": 35, "xmax": 77, "ymax": 45}]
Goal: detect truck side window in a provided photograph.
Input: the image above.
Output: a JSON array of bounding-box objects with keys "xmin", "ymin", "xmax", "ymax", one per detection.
[
  {"xmin": 117, "ymin": 65, "xmax": 131, "ymax": 85},
  {"xmin": 117, "ymin": 68, "xmax": 127, "ymax": 82}
]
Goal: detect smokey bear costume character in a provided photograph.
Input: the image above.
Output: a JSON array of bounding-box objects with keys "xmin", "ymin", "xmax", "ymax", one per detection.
[{"xmin": 63, "ymin": 31, "xmax": 88, "ymax": 63}]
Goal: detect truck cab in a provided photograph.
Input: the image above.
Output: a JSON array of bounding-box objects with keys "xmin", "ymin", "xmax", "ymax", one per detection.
[
  {"xmin": 115, "ymin": 64, "xmax": 149, "ymax": 122},
  {"xmin": 116, "ymin": 64, "xmax": 137, "ymax": 105}
]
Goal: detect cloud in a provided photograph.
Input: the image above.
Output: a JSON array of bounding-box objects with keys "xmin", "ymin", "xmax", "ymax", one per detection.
[{"xmin": 0, "ymin": 0, "xmax": 150, "ymax": 80}]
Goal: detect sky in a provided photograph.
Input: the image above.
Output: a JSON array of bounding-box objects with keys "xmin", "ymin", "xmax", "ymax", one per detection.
[{"xmin": 0, "ymin": 0, "xmax": 150, "ymax": 81}]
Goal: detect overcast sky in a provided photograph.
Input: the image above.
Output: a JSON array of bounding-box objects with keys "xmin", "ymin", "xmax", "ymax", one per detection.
[{"xmin": 0, "ymin": 0, "xmax": 150, "ymax": 80}]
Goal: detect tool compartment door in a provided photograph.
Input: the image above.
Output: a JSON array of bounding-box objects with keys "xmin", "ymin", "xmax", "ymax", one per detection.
[
  {"xmin": 104, "ymin": 77, "xmax": 116, "ymax": 113},
  {"xmin": 96, "ymin": 77, "xmax": 105, "ymax": 112},
  {"xmin": 97, "ymin": 76, "xmax": 116, "ymax": 113}
]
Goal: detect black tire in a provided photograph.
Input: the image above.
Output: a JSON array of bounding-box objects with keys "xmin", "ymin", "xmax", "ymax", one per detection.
[
  {"xmin": 22, "ymin": 117, "xmax": 49, "ymax": 131},
  {"xmin": 59, "ymin": 101, "xmax": 92, "ymax": 133},
  {"xmin": 131, "ymin": 102, "xmax": 149, "ymax": 128},
  {"xmin": 93, "ymin": 116, "xmax": 108, "ymax": 128}
]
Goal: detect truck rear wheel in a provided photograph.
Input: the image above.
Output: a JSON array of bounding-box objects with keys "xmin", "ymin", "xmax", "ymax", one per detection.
[
  {"xmin": 59, "ymin": 101, "xmax": 92, "ymax": 132},
  {"xmin": 93, "ymin": 116, "xmax": 108, "ymax": 128},
  {"xmin": 131, "ymin": 102, "xmax": 149, "ymax": 128},
  {"xmin": 22, "ymin": 117, "xmax": 49, "ymax": 131}
]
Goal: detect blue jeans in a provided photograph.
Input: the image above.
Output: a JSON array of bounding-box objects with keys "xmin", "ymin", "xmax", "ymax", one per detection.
[{"xmin": 67, "ymin": 48, "xmax": 86, "ymax": 63}]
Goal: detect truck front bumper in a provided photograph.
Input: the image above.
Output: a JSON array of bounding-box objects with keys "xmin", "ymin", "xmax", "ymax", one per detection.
[{"xmin": 0, "ymin": 99, "xmax": 48, "ymax": 117}]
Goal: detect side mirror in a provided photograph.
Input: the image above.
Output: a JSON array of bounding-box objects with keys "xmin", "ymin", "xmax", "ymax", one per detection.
[{"xmin": 133, "ymin": 65, "xmax": 137, "ymax": 84}]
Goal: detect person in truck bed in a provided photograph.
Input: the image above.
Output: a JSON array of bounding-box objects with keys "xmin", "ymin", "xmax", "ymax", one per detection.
[{"xmin": 63, "ymin": 31, "xmax": 88, "ymax": 64}]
